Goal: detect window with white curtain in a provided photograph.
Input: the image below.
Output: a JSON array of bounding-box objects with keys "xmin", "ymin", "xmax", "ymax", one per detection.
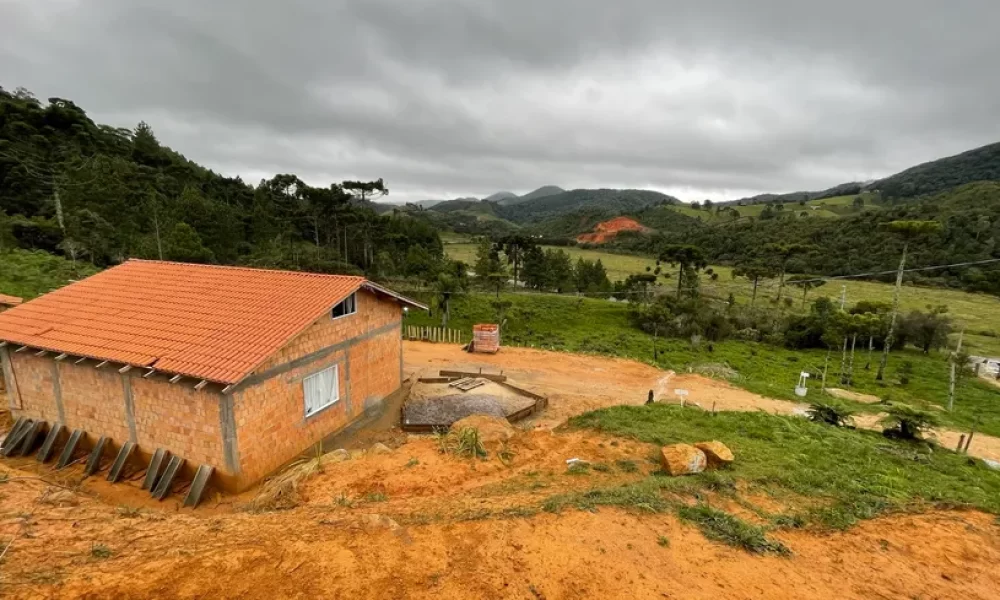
[{"xmin": 303, "ymin": 365, "xmax": 339, "ymax": 416}]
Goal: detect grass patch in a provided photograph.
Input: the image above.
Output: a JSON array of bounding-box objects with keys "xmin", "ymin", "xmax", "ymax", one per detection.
[
  {"xmin": 567, "ymin": 404, "xmax": 1000, "ymax": 529},
  {"xmin": 657, "ymin": 535, "xmax": 670, "ymax": 547},
  {"xmin": 677, "ymin": 504, "xmax": 789, "ymax": 555},
  {"xmin": 364, "ymin": 491, "xmax": 389, "ymax": 503},
  {"xmin": 90, "ymin": 543, "xmax": 112, "ymax": 559},
  {"xmin": 615, "ymin": 459, "xmax": 639, "ymax": 473}
]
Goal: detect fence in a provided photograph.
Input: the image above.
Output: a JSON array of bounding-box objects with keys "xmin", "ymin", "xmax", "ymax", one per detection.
[{"xmin": 404, "ymin": 325, "xmax": 466, "ymax": 344}]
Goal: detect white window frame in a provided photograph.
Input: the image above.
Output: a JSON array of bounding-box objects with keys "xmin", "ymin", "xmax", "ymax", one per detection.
[
  {"xmin": 303, "ymin": 365, "xmax": 340, "ymax": 417},
  {"xmin": 332, "ymin": 293, "xmax": 357, "ymax": 320}
]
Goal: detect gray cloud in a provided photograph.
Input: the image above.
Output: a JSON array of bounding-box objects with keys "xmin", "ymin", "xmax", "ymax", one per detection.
[{"xmin": 3, "ymin": 0, "xmax": 1000, "ymax": 202}]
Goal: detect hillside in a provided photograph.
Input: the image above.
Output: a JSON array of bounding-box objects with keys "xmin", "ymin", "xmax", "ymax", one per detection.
[
  {"xmin": 576, "ymin": 216, "xmax": 650, "ymax": 244},
  {"xmin": 499, "ymin": 188, "xmax": 679, "ymax": 224},
  {"xmin": 0, "ymin": 88, "xmax": 443, "ymax": 279},
  {"xmin": 484, "ymin": 191, "xmax": 517, "ymax": 202},
  {"xmin": 875, "ymin": 140, "xmax": 1000, "ymax": 198}
]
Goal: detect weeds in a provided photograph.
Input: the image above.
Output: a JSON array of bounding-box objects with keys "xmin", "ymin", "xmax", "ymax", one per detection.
[
  {"xmin": 497, "ymin": 441, "xmax": 516, "ymax": 467},
  {"xmin": 115, "ymin": 505, "xmax": 142, "ymax": 519},
  {"xmin": 591, "ymin": 462, "xmax": 612, "ymax": 473},
  {"xmin": 614, "ymin": 459, "xmax": 639, "ymax": 473},
  {"xmin": 405, "ymin": 457, "xmax": 420, "ymax": 468},
  {"xmin": 566, "ymin": 462, "xmax": 590, "ymax": 476},
  {"xmin": 438, "ymin": 427, "xmax": 487, "ymax": 459},
  {"xmin": 677, "ymin": 504, "xmax": 789, "ymax": 556},
  {"xmin": 364, "ymin": 491, "xmax": 389, "ymax": 503},
  {"xmin": 90, "ymin": 543, "xmax": 113, "ymax": 559},
  {"xmin": 334, "ymin": 493, "xmax": 355, "ymax": 508},
  {"xmin": 657, "ymin": 535, "xmax": 670, "ymax": 547}
]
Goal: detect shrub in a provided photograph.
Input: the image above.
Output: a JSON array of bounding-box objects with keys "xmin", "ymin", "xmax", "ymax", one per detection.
[
  {"xmin": 438, "ymin": 427, "xmax": 488, "ymax": 459},
  {"xmin": 806, "ymin": 402, "xmax": 855, "ymax": 427},
  {"xmin": 879, "ymin": 404, "xmax": 941, "ymax": 440}
]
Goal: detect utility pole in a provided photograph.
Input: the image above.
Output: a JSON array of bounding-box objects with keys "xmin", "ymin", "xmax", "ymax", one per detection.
[
  {"xmin": 878, "ymin": 242, "xmax": 909, "ymax": 380},
  {"xmin": 948, "ymin": 329, "xmax": 965, "ymax": 412}
]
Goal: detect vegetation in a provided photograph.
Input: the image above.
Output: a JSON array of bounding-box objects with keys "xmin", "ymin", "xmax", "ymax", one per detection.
[
  {"xmin": 564, "ymin": 404, "xmax": 1000, "ymax": 533},
  {"xmin": 404, "ymin": 292, "xmax": 1000, "ymax": 436},
  {"xmin": 806, "ymin": 402, "xmax": 856, "ymax": 428},
  {"xmin": 0, "ymin": 87, "xmax": 445, "ymax": 281},
  {"xmin": 879, "ymin": 404, "xmax": 942, "ymax": 441}
]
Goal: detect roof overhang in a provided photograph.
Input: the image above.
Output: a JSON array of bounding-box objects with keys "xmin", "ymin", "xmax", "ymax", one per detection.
[{"xmin": 362, "ymin": 281, "xmax": 428, "ymax": 311}]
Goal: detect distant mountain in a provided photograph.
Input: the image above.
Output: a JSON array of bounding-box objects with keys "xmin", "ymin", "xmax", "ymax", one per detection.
[
  {"xmin": 500, "ymin": 185, "xmax": 566, "ymax": 206},
  {"xmin": 874, "ymin": 141, "xmax": 1000, "ymax": 198},
  {"xmin": 413, "ymin": 199, "xmax": 443, "ymax": 208},
  {"xmin": 483, "ymin": 191, "xmax": 517, "ymax": 202},
  {"xmin": 499, "ymin": 188, "xmax": 679, "ymax": 224},
  {"xmin": 726, "ymin": 140, "xmax": 1000, "ymax": 206}
]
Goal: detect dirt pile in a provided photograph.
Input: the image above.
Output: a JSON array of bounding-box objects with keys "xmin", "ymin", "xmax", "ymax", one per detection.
[{"xmin": 576, "ymin": 216, "xmax": 650, "ymax": 244}]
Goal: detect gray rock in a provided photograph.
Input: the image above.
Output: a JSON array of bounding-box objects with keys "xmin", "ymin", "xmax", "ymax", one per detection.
[
  {"xmin": 370, "ymin": 442, "xmax": 393, "ymax": 455},
  {"xmin": 328, "ymin": 449, "xmax": 351, "ymax": 463}
]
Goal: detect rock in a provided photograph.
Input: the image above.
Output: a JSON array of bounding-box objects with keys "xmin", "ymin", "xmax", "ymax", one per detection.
[
  {"xmin": 659, "ymin": 444, "xmax": 707, "ymax": 476},
  {"xmin": 695, "ymin": 441, "xmax": 735, "ymax": 468},
  {"xmin": 327, "ymin": 448, "xmax": 351, "ymax": 463},
  {"xmin": 370, "ymin": 443, "xmax": 393, "ymax": 455},
  {"xmin": 450, "ymin": 414, "xmax": 517, "ymax": 444},
  {"xmin": 39, "ymin": 489, "xmax": 78, "ymax": 506}
]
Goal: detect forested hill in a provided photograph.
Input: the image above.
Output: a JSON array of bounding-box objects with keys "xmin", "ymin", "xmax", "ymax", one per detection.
[
  {"xmin": 0, "ymin": 87, "xmax": 443, "ymax": 281},
  {"xmin": 875, "ymin": 141, "xmax": 1000, "ymax": 198},
  {"xmin": 497, "ymin": 188, "xmax": 679, "ymax": 224}
]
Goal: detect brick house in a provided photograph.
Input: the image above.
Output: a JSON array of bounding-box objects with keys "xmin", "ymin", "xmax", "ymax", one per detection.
[{"xmin": 0, "ymin": 260, "xmax": 425, "ymax": 491}]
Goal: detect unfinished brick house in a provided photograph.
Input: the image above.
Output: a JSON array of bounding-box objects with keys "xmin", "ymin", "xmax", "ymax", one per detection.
[{"xmin": 0, "ymin": 260, "xmax": 425, "ymax": 491}]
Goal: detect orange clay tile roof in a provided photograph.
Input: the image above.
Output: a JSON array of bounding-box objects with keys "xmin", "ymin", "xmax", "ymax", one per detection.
[
  {"xmin": 0, "ymin": 260, "xmax": 419, "ymax": 385},
  {"xmin": 0, "ymin": 293, "xmax": 23, "ymax": 307}
]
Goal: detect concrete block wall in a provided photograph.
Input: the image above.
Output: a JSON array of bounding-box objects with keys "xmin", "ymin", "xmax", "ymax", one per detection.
[{"xmin": 231, "ymin": 289, "xmax": 402, "ymax": 488}]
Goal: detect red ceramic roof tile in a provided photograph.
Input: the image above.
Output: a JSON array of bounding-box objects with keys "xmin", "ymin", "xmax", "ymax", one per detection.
[
  {"xmin": 0, "ymin": 293, "xmax": 22, "ymax": 307},
  {"xmin": 0, "ymin": 260, "xmax": 381, "ymax": 384}
]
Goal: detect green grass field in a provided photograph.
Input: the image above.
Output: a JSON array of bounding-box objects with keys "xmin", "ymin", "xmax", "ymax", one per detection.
[
  {"xmin": 556, "ymin": 403, "xmax": 1000, "ymax": 543},
  {"xmin": 443, "ymin": 242, "xmax": 1000, "ymax": 356},
  {"xmin": 0, "ymin": 249, "xmax": 98, "ymax": 300}
]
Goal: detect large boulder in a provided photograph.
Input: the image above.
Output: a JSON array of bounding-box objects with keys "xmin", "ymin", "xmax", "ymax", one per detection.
[
  {"xmin": 659, "ymin": 444, "xmax": 707, "ymax": 476},
  {"xmin": 695, "ymin": 441, "xmax": 734, "ymax": 468},
  {"xmin": 450, "ymin": 414, "xmax": 516, "ymax": 444}
]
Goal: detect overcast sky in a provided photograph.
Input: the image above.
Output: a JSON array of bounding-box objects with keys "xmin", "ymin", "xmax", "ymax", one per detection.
[{"xmin": 3, "ymin": 1, "xmax": 1000, "ymax": 204}]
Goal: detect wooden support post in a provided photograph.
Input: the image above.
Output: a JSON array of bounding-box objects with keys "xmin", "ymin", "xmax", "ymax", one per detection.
[
  {"xmin": 956, "ymin": 434, "xmax": 966, "ymax": 453},
  {"xmin": 143, "ymin": 368, "xmax": 156, "ymax": 378},
  {"xmin": 75, "ymin": 357, "xmax": 87, "ymax": 365},
  {"xmin": 15, "ymin": 346, "xmax": 28, "ymax": 353},
  {"xmin": 194, "ymin": 380, "xmax": 208, "ymax": 391},
  {"xmin": 34, "ymin": 350, "xmax": 48, "ymax": 357}
]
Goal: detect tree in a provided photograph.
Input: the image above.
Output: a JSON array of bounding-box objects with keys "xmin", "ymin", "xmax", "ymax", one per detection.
[
  {"xmin": 763, "ymin": 243, "xmax": 811, "ymax": 303},
  {"xmin": 499, "ymin": 234, "xmax": 534, "ymax": 287},
  {"xmin": 902, "ymin": 305, "xmax": 953, "ymax": 353},
  {"xmin": 659, "ymin": 245, "xmax": 707, "ymax": 298},
  {"xmin": 431, "ymin": 262, "xmax": 468, "ymax": 327},
  {"xmin": 164, "ymin": 222, "xmax": 213, "ymax": 263},
  {"xmin": 852, "ymin": 196, "xmax": 864, "ymax": 210},
  {"xmin": 787, "ymin": 274, "xmax": 826, "ymax": 308},
  {"xmin": 875, "ymin": 220, "xmax": 943, "ymax": 380},
  {"xmin": 732, "ymin": 258, "xmax": 776, "ymax": 308}
]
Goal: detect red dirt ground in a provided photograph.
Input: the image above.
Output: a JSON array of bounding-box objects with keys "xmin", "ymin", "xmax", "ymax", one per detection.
[
  {"xmin": 2, "ymin": 342, "xmax": 1000, "ymax": 598},
  {"xmin": 575, "ymin": 216, "xmax": 650, "ymax": 244}
]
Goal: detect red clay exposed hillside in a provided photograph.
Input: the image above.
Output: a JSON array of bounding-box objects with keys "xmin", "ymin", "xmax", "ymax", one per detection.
[{"xmin": 576, "ymin": 216, "xmax": 650, "ymax": 244}]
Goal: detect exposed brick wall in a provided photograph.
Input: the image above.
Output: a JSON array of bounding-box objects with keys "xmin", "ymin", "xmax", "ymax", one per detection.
[
  {"xmin": 232, "ymin": 289, "xmax": 402, "ymax": 487},
  {"xmin": 2, "ymin": 288, "xmax": 405, "ymax": 492},
  {"xmin": 5, "ymin": 352, "xmax": 226, "ymax": 471}
]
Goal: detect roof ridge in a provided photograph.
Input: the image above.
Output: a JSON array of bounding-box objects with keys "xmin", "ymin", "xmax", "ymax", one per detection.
[{"xmin": 125, "ymin": 259, "xmax": 368, "ymax": 281}]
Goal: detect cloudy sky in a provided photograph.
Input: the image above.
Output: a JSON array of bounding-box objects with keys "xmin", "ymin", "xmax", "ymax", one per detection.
[{"xmin": 3, "ymin": 1, "xmax": 999, "ymax": 203}]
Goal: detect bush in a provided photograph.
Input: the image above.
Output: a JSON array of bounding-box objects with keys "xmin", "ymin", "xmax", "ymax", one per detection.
[
  {"xmin": 879, "ymin": 404, "xmax": 941, "ymax": 440},
  {"xmin": 806, "ymin": 402, "xmax": 855, "ymax": 427}
]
